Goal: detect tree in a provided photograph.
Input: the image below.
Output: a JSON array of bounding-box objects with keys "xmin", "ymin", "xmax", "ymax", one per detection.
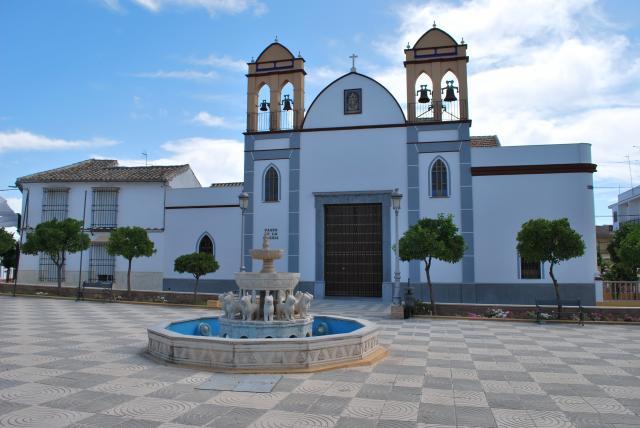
[
  {"xmin": 174, "ymin": 252, "xmax": 219, "ymax": 304},
  {"xmin": 516, "ymin": 218, "xmax": 585, "ymax": 311},
  {"xmin": 106, "ymin": 227, "xmax": 155, "ymax": 296},
  {"xmin": 1, "ymin": 245, "xmax": 17, "ymax": 283},
  {"xmin": 617, "ymin": 227, "xmax": 640, "ymax": 276},
  {"xmin": 0, "ymin": 228, "xmax": 13, "ymax": 256},
  {"xmin": 21, "ymin": 219, "xmax": 90, "ymax": 294},
  {"xmin": 398, "ymin": 214, "xmax": 465, "ymax": 315},
  {"xmin": 605, "ymin": 223, "xmax": 640, "ymax": 281}
]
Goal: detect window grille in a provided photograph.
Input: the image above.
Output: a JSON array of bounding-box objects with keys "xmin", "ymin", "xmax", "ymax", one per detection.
[
  {"xmin": 42, "ymin": 188, "xmax": 68, "ymax": 221},
  {"xmin": 431, "ymin": 159, "xmax": 448, "ymax": 197},
  {"xmin": 198, "ymin": 235, "xmax": 214, "ymax": 256},
  {"xmin": 89, "ymin": 243, "xmax": 115, "ymax": 282},
  {"xmin": 39, "ymin": 253, "xmax": 63, "ymax": 282},
  {"xmin": 520, "ymin": 258, "xmax": 542, "ymax": 279},
  {"xmin": 264, "ymin": 167, "xmax": 279, "ymax": 202},
  {"xmin": 92, "ymin": 188, "xmax": 118, "ymax": 229}
]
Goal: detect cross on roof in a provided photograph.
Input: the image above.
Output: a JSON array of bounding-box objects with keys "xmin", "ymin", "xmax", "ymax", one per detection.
[{"xmin": 349, "ymin": 53, "xmax": 358, "ymax": 72}]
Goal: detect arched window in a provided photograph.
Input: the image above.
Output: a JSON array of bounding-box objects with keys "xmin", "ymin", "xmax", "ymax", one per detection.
[
  {"xmin": 430, "ymin": 159, "xmax": 448, "ymax": 197},
  {"xmin": 264, "ymin": 166, "xmax": 279, "ymax": 202},
  {"xmin": 198, "ymin": 234, "xmax": 214, "ymax": 256}
]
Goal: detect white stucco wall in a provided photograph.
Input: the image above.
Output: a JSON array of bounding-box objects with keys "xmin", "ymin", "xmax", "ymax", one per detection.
[
  {"xmin": 418, "ymin": 151, "xmax": 462, "ymax": 283},
  {"xmin": 302, "ymin": 73, "xmax": 405, "ymax": 129},
  {"xmin": 472, "ymin": 144, "xmax": 596, "ymax": 284},
  {"xmin": 252, "ymin": 159, "xmax": 289, "ymax": 273},
  {"xmin": 298, "ymin": 127, "xmax": 409, "ymax": 282},
  {"xmin": 164, "ymin": 187, "xmax": 242, "ymax": 281}
]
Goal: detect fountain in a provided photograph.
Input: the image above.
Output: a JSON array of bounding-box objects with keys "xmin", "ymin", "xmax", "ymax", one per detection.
[{"xmin": 147, "ymin": 232, "xmax": 385, "ymax": 372}]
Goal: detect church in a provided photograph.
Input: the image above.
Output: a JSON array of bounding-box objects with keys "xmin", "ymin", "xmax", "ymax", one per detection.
[{"xmin": 16, "ymin": 26, "xmax": 598, "ymax": 304}]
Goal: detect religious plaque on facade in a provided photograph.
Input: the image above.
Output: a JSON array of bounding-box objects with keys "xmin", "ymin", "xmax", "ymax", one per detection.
[{"xmin": 343, "ymin": 88, "xmax": 362, "ymax": 114}]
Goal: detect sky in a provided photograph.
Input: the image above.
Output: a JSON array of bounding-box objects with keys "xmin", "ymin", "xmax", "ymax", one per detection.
[{"xmin": 1, "ymin": 0, "xmax": 640, "ymax": 227}]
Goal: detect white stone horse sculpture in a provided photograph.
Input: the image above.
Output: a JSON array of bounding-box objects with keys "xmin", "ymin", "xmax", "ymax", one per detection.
[
  {"xmin": 264, "ymin": 295, "xmax": 274, "ymax": 322},
  {"xmin": 240, "ymin": 293, "xmax": 258, "ymax": 321},
  {"xmin": 279, "ymin": 294, "xmax": 296, "ymax": 321},
  {"xmin": 294, "ymin": 291, "xmax": 313, "ymax": 318},
  {"xmin": 221, "ymin": 291, "xmax": 240, "ymax": 319}
]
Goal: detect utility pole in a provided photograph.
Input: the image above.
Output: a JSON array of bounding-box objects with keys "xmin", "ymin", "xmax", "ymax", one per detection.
[{"xmin": 625, "ymin": 155, "xmax": 634, "ymax": 190}]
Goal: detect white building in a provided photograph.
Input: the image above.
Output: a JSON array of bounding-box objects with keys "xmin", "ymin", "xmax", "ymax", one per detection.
[
  {"xmin": 609, "ymin": 186, "xmax": 640, "ymax": 230},
  {"xmin": 16, "ymin": 27, "xmax": 598, "ymax": 304}
]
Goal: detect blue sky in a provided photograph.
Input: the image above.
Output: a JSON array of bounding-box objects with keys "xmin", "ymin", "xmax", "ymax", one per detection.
[{"xmin": 1, "ymin": 0, "xmax": 640, "ymax": 226}]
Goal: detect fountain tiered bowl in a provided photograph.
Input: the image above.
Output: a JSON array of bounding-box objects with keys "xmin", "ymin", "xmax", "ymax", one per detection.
[{"xmin": 147, "ymin": 232, "xmax": 385, "ymax": 372}]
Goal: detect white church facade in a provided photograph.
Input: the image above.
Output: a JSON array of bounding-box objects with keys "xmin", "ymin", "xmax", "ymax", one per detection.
[{"xmin": 16, "ymin": 27, "xmax": 598, "ymax": 304}]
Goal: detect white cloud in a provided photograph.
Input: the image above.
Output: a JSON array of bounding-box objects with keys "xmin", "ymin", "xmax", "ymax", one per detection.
[
  {"xmin": 118, "ymin": 137, "xmax": 243, "ymax": 185},
  {"xmin": 370, "ymin": 0, "xmax": 640, "ymax": 214},
  {"xmin": 190, "ymin": 54, "xmax": 246, "ymax": 71},
  {"xmin": 106, "ymin": 0, "xmax": 267, "ymax": 16},
  {"xmin": 5, "ymin": 198, "xmax": 22, "ymax": 215},
  {"xmin": 0, "ymin": 130, "xmax": 119, "ymax": 153},
  {"xmin": 191, "ymin": 112, "xmax": 243, "ymax": 129},
  {"xmin": 130, "ymin": 70, "xmax": 218, "ymax": 80}
]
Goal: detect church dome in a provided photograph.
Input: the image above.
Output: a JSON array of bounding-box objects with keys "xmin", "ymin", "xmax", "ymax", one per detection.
[{"xmin": 302, "ymin": 72, "xmax": 405, "ymax": 129}]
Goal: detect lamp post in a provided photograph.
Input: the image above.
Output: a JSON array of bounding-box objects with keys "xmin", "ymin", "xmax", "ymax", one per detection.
[
  {"xmin": 238, "ymin": 191, "xmax": 249, "ymax": 272},
  {"xmin": 391, "ymin": 188, "xmax": 402, "ymax": 305}
]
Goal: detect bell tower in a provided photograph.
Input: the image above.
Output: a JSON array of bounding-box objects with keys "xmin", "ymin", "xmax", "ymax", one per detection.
[
  {"xmin": 246, "ymin": 41, "xmax": 305, "ymax": 132},
  {"xmin": 404, "ymin": 25, "xmax": 469, "ymax": 122}
]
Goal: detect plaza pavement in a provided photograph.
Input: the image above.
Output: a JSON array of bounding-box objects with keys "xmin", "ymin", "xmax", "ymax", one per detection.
[{"xmin": 0, "ymin": 295, "xmax": 640, "ymax": 427}]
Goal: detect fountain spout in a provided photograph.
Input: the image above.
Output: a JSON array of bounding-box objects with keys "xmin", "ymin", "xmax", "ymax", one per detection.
[{"xmin": 251, "ymin": 231, "xmax": 283, "ymax": 274}]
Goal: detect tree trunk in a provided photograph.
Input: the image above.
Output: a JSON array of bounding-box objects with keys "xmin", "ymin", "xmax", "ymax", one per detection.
[
  {"xmin": 425, "ymin": 257, "xmax": 435, "ymax": 315},
  {"xmin": 56, "ymin": 263, "xmax": 63, "ymax": 295},
  {"xmin": 549, "ymin": 262, "xmax": 561, "ymax": 313},
  {"xmin": 127, "ymin": 258, "xmax": 132, "ymax": 298},
  {"xmin": 193, "ymin": 275, "xmax": 200, "ymax": 304}
]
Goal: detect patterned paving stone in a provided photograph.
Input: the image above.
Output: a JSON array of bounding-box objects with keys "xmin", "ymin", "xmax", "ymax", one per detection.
[{"xmin": 2, "ymin": 296, "xmax": 640, "ymax": 427}]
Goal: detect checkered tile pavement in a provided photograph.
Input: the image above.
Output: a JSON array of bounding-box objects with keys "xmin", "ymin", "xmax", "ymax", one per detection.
[{"xmin": 1, "ymin": 295, "xmax": 640, "ymax": 427}]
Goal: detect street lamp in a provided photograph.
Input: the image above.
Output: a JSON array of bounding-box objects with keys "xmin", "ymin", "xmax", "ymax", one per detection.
[
  {"xmin": 391, "ymin": 188, "xmax": 403, "ymax": 305},
  {"xmin": 238, "ymin": 191, "xmax": 249, "ymax": 272}
]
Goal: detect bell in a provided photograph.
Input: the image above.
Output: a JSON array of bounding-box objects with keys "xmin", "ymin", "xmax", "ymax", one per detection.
[
  {"xmin": 259, "ymin": 100, "xmax": 270, "ymax": 112},
  {"xmin": 442, "ymin": 80, "xmax": 458, "ymax": 102},
  {"xmin": 416, "ymin": 85, "xmax": 431, "ymax": 104},
  {"xmin": 281, "ymin": 94, "xmax": 293, "ymax": 111}
]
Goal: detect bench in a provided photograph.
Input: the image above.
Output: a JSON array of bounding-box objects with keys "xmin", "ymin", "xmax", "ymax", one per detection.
[
  {"xmin": 79, "ymin": 281, "xmax": 114, "ymax": 302},
  {"xmin": 535, "ymin": 299, "xmax": 584, "ymax": 326}
]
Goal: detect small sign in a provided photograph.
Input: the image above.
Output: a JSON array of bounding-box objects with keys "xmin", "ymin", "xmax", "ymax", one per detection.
[
  {"xmin": 344, "ymin": 88, "xmax": 362, "ymax": 115},
  {"xmin": 265, "ymin": 228, "xmax": 279, "ymax": 240}
]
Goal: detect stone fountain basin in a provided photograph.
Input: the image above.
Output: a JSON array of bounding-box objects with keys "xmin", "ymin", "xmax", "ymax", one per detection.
[
  {"xmin": 147, "ymin": 315, "xmax": 384, "ymax": 372},
  {"xmin": 234, "ymin": 272, "xmax": 300, "ymax": 291}
]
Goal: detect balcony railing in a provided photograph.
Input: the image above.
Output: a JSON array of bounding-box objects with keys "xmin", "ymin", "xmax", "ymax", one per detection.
[
  {"xmin": 408, "ymin": 100, "xmax": 468, "ymax": 122},
  {"xmin": 603, "ymin": 281, "xmax": 640, "ymax": 300},
  {"xmin": 247, "ymin": 110, "xmax": 296, "ymax": 132}
]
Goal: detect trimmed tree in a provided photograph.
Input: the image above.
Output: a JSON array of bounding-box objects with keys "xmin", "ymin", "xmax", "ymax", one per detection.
[
  {"xmin": 516, "ymin": 218, "xmax": 585, "ymax": 311},
  {"xmin": 106, "ymin": 227, "xmax": 155, "ymax": 296},
  {"xmin": 174, "ymin": 252, "xmax": 219, "ymax": 304},
  {"xmin": 398, "ymin": 214, "xmax": 465, "ymax": 315},
  {"xmin": 21, "ymin": 219, "xmax": 90, "ymax": 294}
]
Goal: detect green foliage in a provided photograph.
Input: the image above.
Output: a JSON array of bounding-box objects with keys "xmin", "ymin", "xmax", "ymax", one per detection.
[
  {"xmin": 21, "ymin": 218, "xmax": 90, "ymax": 291},
  {"xmin": 0, "ymin": 228, "xmax": 15, "ymax": 256},
  {"xmin": 398, "ymin": 214, "xmax": 465, "ymax": 314},
  {"xmin": 1, "ymin": 245, "xmax": 17, "ymax": 269},
  {"xmin": 21, "ymin": 219, "xmax": 90, "ymax": 263},
  {"xmin": 106, "ymin": 227, "xmax": 155, "ymax": 261},
  {"xmin": 174, "ymin": 252, "xmax": 219, "ymax": 303},
  {"xmin": 607, "ymin": 223, "xmax": 639, "ymax": 263},
  {"xmin": 174, "ymin": 252, "xmax": 219, "ymax": 279},
  {"xmin": 398, "ymin": 214, "xmax": 465, "ymax": 264},
  {"xmin": 605, "ymin": 223, "xmax": 640, "ymax": 281},
  {"xmin": 516, "ymin": 218, "xmax": 585, "ymax": 266},
  {"xmin": 617, "ymin": 227, "xmax": 640, "ymax": 273}
]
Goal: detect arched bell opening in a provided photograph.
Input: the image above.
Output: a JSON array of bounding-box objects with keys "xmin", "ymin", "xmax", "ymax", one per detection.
[
  {"xmin": 440, "ymin": 71, "xmax": 461, "ymax": 121},
  {"xmin": 414, "ymin": 73, "xmax": 435, "ymax": 121},
  {"xmin": 257, "ymin": 83, "xmax": 271, "ymax": 131},
  {"xmin": 280, "ymin": 82, "xmax": 294, "ymax": 130}
]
